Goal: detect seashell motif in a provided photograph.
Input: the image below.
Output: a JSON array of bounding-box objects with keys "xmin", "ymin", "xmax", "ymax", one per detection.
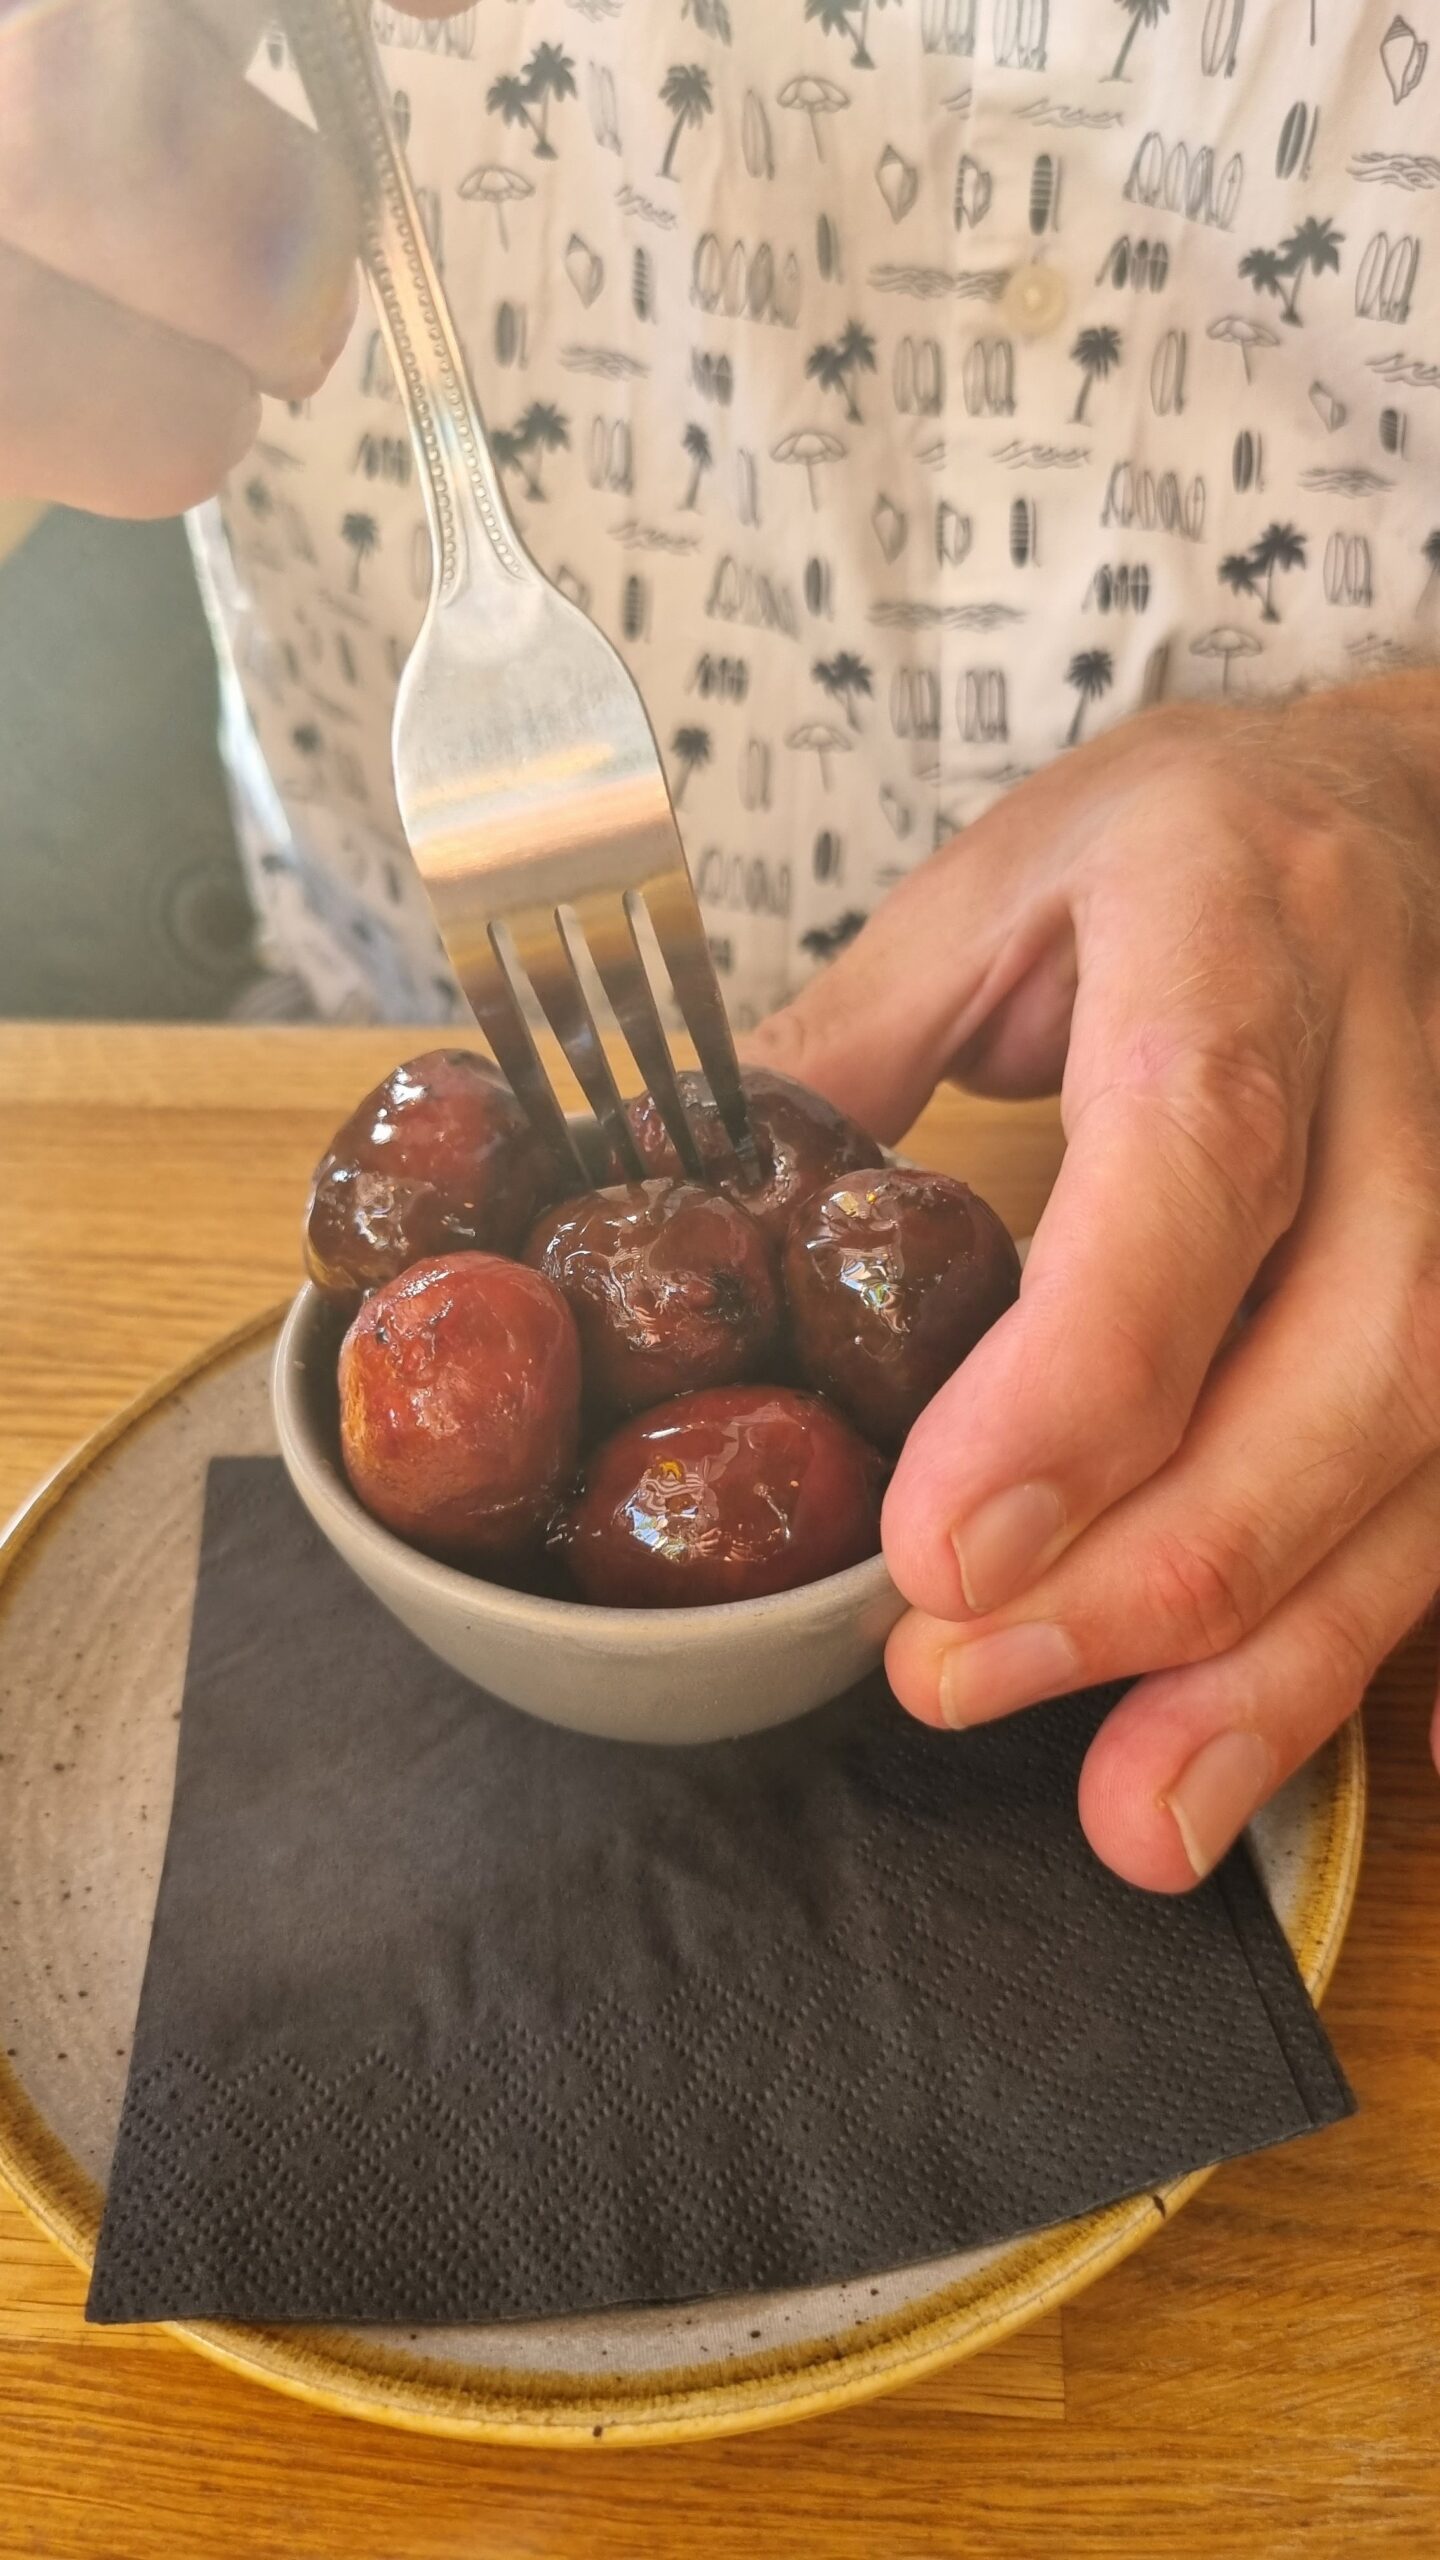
[
  {"xmin": 872, "ymin": 495, "xmax": 910, "ymax": 562},
  {"xmin": 954, "ymin": 153, "xmax": 994, "ymax": 228},
  {"xmin": 877, "ymin": 146, "xmax": 921, "ymax": 223},
  {"xmin": 1380, "ymin": 15, "xmax": 1428, "ymax": 102},
  {"xmin": 563, "ymin": 236, "xmax": 604, "ymax": 308}
]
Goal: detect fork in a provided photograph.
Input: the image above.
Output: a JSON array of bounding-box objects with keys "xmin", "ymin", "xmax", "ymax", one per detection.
[{"xmin": 278, "ymin": 0, "xmax": 756, "ymax": 1188}]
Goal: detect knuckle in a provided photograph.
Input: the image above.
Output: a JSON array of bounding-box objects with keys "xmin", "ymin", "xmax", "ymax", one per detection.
[
  {"xmin": 1137, "ymin": 1032, "xmax": 1307, "ymax": 1245},
  {"xmin": 1353, "ymin": 1200, "xmax": 1440, "ymax": 1452},
  {"xmin": 1091, "ymin": 1313, "xmax": 1191, "ymax": 1466},
  {"xmin": 1143, "ymin": 1524, "xmax": 1268, "ymax": 1662},
  {"xmin": 741, "ymin": 1003, "xmax": 807, "ymax": 1077},
  {"xmin": 1301, "ymin": 1597, "xmax": 1380, "ymax": 1703},
  {"xmin": 1393, "ymin": 1251, "xmax": 1440, "ymax": 1446}
]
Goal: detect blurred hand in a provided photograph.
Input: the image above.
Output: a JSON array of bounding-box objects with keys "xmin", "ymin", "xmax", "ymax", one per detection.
[
  {"xmin": 0, "ymin": 0, "xmax": 453, "ymax": 517},
  {"xmin": 752, "ymin": 676, "xmax": 1440, "ymax": 1892}
]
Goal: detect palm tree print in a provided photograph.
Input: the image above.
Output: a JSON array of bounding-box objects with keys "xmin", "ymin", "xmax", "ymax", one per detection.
[
  {"xmin": 804, "ymin": 0, "xmax": 894, "ymax": 69},
  {"xmin": 1069, "ymin": 326, "xmax": 1122, "ymax": 424},
  {"xmin": 1218, "ymin": 550, "xmax": 1262, "ymax": 603},
  {"xmin": 524, "ymin": 43, "xmax": 577, "ymax": 156},
  {"xmin": 1276, "ymin": 216, "xmax": 1344, "ymax": 324},
  {"xmin": 806, "ymin": 320, "xmax": 878, "ymax": 423},
  {"xmin": 491, "ymin": 425, "xmax": 527, "ymax": 494},
  {"xmin": 1064, "ymin": 648, "xmax": 1113, "ymax": 744},
  {"xmin": 813, "ymin": 650, "xmax": 875, "ymax": 729},
  {"xmin": 658, "ymin": 65, "xmax": 714, "ymax": 178},
  {"xmin": 512, "ymin": 401, "xmax": 563, "ymax": 496},
  {"xmin": 340, "ymin": 510, "xmax": 379, "ymax": 592},
  {"xmin": 1239, "ymin": 246, "xmax": 1288, "ymax": 307},
  {"xmin": 488, "ymin": 46, "xmax": 576, "ymax": 160},
  {"xmin": 1419, "ymin": 528, "xmax": 1440, "ymax": 611},
  {"xmin": 487, "ymin": 409, "xmax": 565, "ymax": 504},
  {"xmin": 681, "ymin": 423, "xmax": 714, "ymax": 510},
  {"xmin": 1249, "ymin": 522, "xmax": 1307, "ymax": 620},
  {"xmin": 487, "ymin": 73, "xmax": 544, "ymax": 156},
  {"xmin": 1107, "ymin": 0, "xmax": 1170, "ymax": 79},
  {"xmin": 670, "ymin": 724, "xmax": 713, "ymax": 804}
]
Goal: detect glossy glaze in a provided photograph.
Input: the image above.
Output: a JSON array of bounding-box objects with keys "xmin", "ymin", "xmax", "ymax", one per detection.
[
  {"xmin": 627, "ymin": 1067, "xmax": 878, "ymax": 1246},
  {"xmin": 557, "ymin": 1384, "xmax": 885, "ymax": 1608},
  {"xmin": 522, "ymin": 1179, "xmax": 779, "ymax": 1418},
  {"xmin": 306, "ymin": 1048, "xmax": 559, "ymax": 1307},
  {"xmin": 785, "ymin": 1167, "xmax": 1021, "ymax": 1450},
  {"xmin": 339, "ymin": 1253, "xmax": 580, "ymax": 1563}
]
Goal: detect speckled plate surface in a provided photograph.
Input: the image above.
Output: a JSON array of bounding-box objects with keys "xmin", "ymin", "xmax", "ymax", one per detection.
[{"xmin": 0, "ymin": 1315, "xmax": 1365, "ymax": 2447}]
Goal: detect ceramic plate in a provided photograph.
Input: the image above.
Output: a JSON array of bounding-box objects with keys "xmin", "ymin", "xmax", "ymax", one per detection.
[{"xmin": 0, "ymin": 1316, "xmax": 1365, "ymax": 2447}]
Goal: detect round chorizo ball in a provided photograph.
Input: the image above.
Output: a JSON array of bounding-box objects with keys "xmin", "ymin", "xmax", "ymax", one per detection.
[
  {"xmin": 557, "ymin": 1384, "xmax": 885, "ymax": 1608},
  {"xmin": 626, "ymin": 1066, "xmax": 878, "ymax": 1246},
  {"xmin": 523, "ymin": 1179, "xmax": 780, "ymax": 1419},
  {"xmin": 339, "ymin": 1254, "xmax": 581, "ymax": 1567},
  {"xmin": 305, "ymin": 1048, "xmax": 559, "ymax": 1307},
  {"xmin": 784, "ymin": 1167, "xmax": 1020, "ymax": 1452}
]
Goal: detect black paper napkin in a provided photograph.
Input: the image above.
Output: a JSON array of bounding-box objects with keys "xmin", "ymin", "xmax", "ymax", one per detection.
[{"xmin": 87, "ymin": 1460, "xmax": 1352, "ymax": 2326}]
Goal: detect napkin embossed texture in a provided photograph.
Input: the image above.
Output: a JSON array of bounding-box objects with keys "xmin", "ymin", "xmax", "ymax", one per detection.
[{"xmin": 88, "ymin": 1460, "xmax": 1352, "ymax": 2325}]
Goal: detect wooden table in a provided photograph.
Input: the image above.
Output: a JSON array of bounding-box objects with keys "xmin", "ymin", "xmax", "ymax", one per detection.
[{"xmin": 2, "ymin": 1023, "xmax": 1436, "ymax": 2558}]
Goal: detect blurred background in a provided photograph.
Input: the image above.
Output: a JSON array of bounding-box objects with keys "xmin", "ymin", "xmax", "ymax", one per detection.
[{"xmin": 0, "ymin": 505, "xmax": 291, "ymax": 1022}]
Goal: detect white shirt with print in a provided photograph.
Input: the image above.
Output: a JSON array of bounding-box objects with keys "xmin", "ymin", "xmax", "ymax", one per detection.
[{"xmin": 195, "ymin": 1, "xmax": 1440, "ymax": 1027}]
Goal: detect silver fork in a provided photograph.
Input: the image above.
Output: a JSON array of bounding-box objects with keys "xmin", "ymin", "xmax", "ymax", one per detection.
[{"xmin": 279, "ymin": 0, "xmax": 756, "ymax": 1187}]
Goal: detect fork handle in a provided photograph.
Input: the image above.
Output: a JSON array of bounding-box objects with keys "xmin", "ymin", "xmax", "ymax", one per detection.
[{"xmin": 280, "ymin": 0, "xmax": 529, "ymax": 608}]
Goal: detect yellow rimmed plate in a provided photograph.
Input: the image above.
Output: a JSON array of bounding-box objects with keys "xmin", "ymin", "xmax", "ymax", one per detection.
[{"xmin": 0, "ymin": 1315, "xmax": 1364, "ymax": 2447}]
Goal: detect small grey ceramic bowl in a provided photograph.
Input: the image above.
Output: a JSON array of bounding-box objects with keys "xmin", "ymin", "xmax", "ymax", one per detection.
[{"xmin": 271, "ymin": 1284, "xmax": 905, "ymax": 1746}]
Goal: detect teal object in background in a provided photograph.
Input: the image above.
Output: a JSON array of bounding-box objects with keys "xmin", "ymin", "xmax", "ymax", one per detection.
[{"xmin": 0, "ymin": 510, "xmax": 258, "ymax": 1021}]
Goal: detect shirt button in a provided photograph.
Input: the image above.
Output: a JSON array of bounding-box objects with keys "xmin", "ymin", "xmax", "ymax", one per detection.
[{"xmin": 1002, "ymin": 263, "xmax": 1068, "ymax": 339}]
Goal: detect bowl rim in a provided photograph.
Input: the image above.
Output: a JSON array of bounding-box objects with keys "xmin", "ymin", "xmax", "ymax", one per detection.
[{"xmin": 273, "ymin": 1282, "xmax": 899, "ymax": 1638}]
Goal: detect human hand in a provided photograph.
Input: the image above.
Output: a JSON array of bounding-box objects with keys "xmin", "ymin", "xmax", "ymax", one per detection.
[
  {"xmin": 752, "ymin": 677, "xmax": 1440, "ymax": 1891},
  {"xmin": 0, "ymin": 0, "xmax": 447, "ymax": 516}
]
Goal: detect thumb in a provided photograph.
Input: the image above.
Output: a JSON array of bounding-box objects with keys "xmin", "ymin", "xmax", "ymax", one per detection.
[{"xmin": 745, "ymin": 831, "xmax": 1076, "ymax": 1144}]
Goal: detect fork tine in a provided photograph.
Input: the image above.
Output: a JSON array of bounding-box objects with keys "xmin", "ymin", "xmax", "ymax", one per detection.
[
  {"xmin": 571, "ymin": 888, "xmax": 708, "ymax": 1183},
  {"xmin": 464, "ymin": 932, "xmax": 588, "ymax": 1185},
  {"xmin": 508, "ymin": 910, "xmax": 647, "ymax": 1184},
  {"xmin": 642, "ymin": 869, "xmax": 760, "ymax": 1179}
]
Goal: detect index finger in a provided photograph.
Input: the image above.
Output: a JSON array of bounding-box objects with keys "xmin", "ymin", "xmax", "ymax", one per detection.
[{"xmin": 881, "ymin": 863, "xmax": 1325, "ymax": 1622}]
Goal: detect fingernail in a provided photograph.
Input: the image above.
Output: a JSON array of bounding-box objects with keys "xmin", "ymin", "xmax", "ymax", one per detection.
[
  {"xmin": 1163, "ymin": 1731, "xmax": 1275, "ymax": 1879},
  {"xmin": 953, "ymin": 1482, "xmax": 1066, "ymax": 1614},
  {"xmin": 938, "ymin": 1622, "xmax": 1080, "ymax": 1729}
]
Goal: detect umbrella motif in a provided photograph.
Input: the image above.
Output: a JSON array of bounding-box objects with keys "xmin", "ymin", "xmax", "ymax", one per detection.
[
  {"xmin": 1189, "ymin": 625, "xmax": 1262, "ymax": 693},
  {"xmin": 771, "ymin": 427, "xmax": 846, "ymax": 507},
  {"xmin": 786, "ymin": 721, "xmax": 852, "ymax": 788},
  {"xmin": 1206, "ymin": 313, "xmax": 1279, "ymax": 384},
  {"xmin": 458, "ymin": 164, "xmax": 535, "ymax": 250},
  {"xmin": 776, "ymin": 74, "xmax": 850, "ymax": 160}
]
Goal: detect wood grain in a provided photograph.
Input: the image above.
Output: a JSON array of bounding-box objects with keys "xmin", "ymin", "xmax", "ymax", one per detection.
[{"xmin": 1, "ymin": 1025, "xmax": 1437, "ymax": 2558}]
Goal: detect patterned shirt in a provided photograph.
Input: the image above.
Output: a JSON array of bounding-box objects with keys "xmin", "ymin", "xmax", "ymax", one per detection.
[{"xmin": 197, "ymin": 2, "xmax": 1440, "ymax": 1027}]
